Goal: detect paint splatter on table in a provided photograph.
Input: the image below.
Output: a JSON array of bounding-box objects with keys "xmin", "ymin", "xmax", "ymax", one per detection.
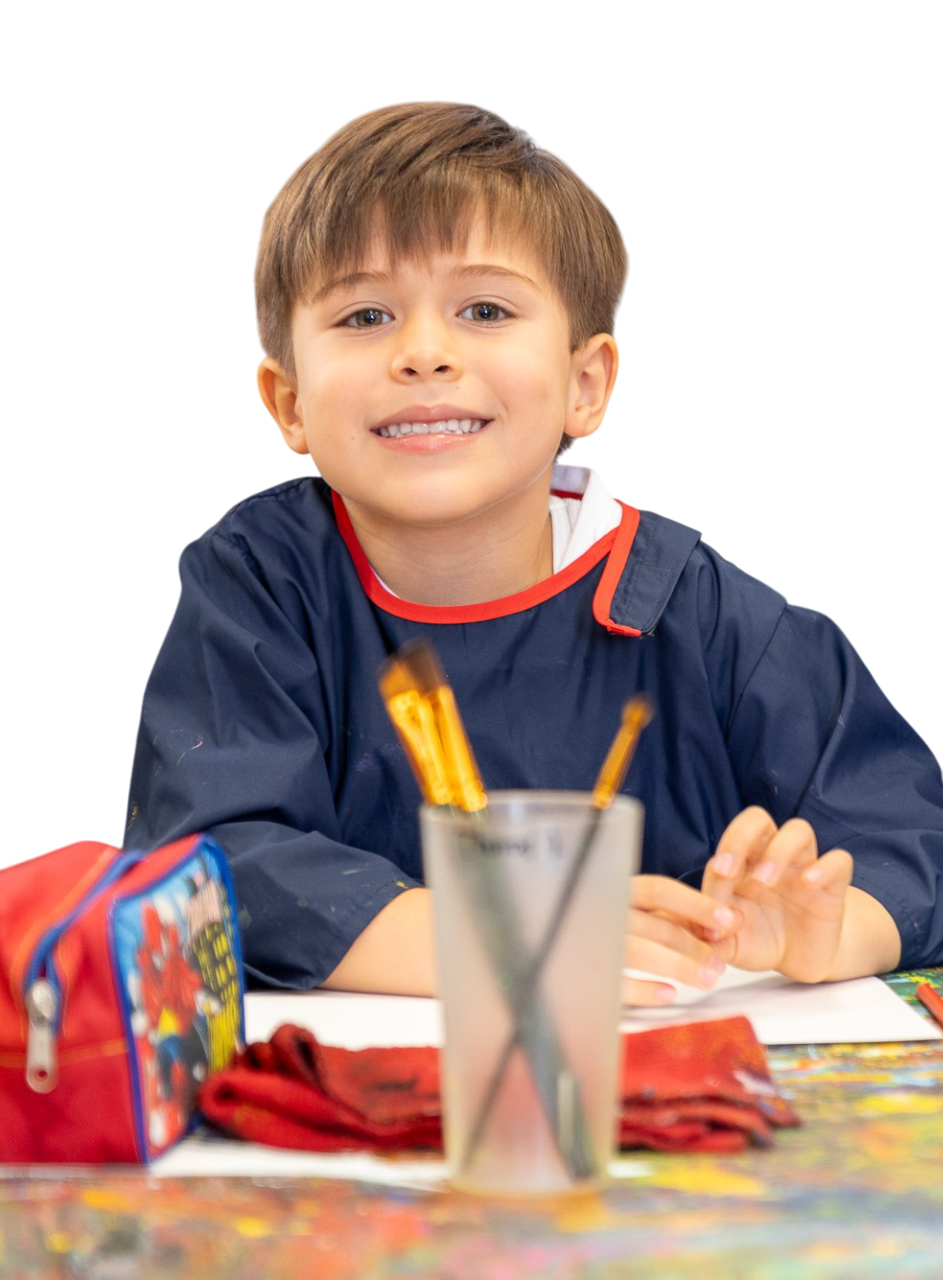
[{"xmin": 2, "ymin": 971, "xmax": 942, "ymax": 1279}]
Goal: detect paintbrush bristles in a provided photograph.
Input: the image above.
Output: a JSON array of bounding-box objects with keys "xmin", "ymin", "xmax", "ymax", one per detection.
[
  {"xmin": 385, "ymin": 690, "xmax": 454, "ymax": 807},
  {"xmin": 378, "ymin": 639, "xmax": 446, "ymax": 701},
  {"xmin": 434, "ymin": 684, "xmax": 488, "ymax": 813},
  {"xmin": 379, "ymin": 640, "xmax": 488, "ymax": 813},
  {"xmin": 381, "ymin": 644, "xmax": 650, "ymax": 815}
]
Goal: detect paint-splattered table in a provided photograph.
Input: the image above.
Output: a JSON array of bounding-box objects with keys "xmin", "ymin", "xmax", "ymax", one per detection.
[{"xmin": 2, "ymin": 970, "xmax": 942, "ymax": 1279}]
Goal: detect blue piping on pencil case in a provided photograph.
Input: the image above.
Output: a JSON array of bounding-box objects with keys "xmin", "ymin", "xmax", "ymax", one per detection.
[
  {"xmin": 23, "ymin": 835, "xmax": 246, "ymax": 1110},
  {"xmin": 24, "ymin": 846, "xmax": 150, "ymax": 1091},
  {"xmin": 3, "ymin": 833, "xmax": 246, "ymax": 1164},
  {"xmin": 105, "ymin": 838, "xmax": 247, "ymax": 1160}
]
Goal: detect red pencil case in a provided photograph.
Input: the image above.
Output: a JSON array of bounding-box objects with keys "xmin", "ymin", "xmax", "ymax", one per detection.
[{"xmin": 0, "ymin": 833, "xmax": 245, "ymax": 1163}]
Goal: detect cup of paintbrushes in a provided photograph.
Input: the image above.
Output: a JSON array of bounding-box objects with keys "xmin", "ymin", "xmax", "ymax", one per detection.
[
  {"xmin": 381, "ymin": 641, "xmax": 595, "ymax": 1190},
  {"xmin": 421, "ymin": 791, "xmax": 641, "ymax": 1195},
  {"xmin": 380, "ymin": 640, "xmax": 646, "ymax": 1195},
  {"xmin": 447, "ymin": 696, "xmax": 651, "ymax": 1193}
]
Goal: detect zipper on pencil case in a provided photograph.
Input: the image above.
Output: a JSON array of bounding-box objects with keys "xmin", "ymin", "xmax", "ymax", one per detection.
[{"xmin": 24, "ymin": 847, "xmax": 149, "ymax": 1093}]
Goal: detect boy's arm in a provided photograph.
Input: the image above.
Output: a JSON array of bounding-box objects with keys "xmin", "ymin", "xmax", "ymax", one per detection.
[
  {"xmin": 320, "ymin": 888, "xmax": 437, "ymax": 995},
  {"xmin": 832, "ymin": 887, "xmax": 902, "ymax": 979},
  {"xmin": 322, "ymin": 879, "xmax": 755, "ymax": 1001},
  {"xmin": 701, "ymin": 806, "xmax": 902, "ymax": 981},
  {"xmin": 713, "ymin": 584, "xmax": 943, "ymax": 973},
  {"xmin": 127, "ymin": 525, "xmax": 422, "ymax": 991}
]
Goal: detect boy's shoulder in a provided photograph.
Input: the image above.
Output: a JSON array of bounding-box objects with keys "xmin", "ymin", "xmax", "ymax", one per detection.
[
  {"xmin": 200, "ymin": 474, "xmax": 351, "ymax": 558},
  {"xmin": 602, "ymin": 505, "xmax": 787, "ymax": 644},
  {"xmin": 208, "ymin": 475, "xmax": 333, "ymax": 543},
  {"xmin": 182, "ymin": 475, "xmax": 343, "ymax": 592}
]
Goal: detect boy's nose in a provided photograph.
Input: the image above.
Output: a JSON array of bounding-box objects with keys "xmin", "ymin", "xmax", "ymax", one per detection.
[{"xmin": 390, "ymin": 316, "xmax": 463, "ymax": 382}]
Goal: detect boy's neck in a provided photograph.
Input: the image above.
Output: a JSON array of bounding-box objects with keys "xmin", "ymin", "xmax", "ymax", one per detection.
[{"xmin": 343, "ymin": 483, "xmax": 555, "ymax": 607}]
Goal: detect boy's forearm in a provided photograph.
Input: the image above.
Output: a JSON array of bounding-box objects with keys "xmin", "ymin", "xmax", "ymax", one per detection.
[
  {"xmin": 825, "ymin": 886, "xmax": 902, "ymax": 981},
  {"xmin": 320, "ymin": 888, "xmax": 437, "ymax": 996},
  {"xmin": 318, "ymin": 882, "xmax": 902, "ymax": 994}
]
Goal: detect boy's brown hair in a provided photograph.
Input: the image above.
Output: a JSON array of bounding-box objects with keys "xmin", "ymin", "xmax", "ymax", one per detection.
[{"xmin": 256, "ymin": 102, "xmax": 627, "ymax": 376}]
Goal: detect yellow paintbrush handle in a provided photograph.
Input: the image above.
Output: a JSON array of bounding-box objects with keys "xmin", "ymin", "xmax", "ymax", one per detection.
[{"xmin": 592, "ymin": 695, "xmax": 653, "ymax": 809}]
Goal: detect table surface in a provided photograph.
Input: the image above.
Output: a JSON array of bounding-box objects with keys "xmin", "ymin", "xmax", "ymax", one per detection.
[{"xmin": 3, "ymin": 969, "xmax": 943, "ymax": 1280}]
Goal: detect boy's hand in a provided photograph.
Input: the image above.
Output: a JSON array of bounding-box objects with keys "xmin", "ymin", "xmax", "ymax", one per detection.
[
  {"xmin": 622, "ymin": 876, "xmax": 740, "ymax": 1005},
  {"xmin": 700, "ymin": 807, "xmax": 853, "ymax": 982}
]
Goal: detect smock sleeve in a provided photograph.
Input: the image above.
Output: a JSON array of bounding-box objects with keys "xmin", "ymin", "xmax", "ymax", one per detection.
[
  {"xmin": 126, "ymin": 528, "xmax": 421, "ymax": 989},
  {"xmin": 725, "ymin": 601, "xmax": 943, "ymax": 969}
]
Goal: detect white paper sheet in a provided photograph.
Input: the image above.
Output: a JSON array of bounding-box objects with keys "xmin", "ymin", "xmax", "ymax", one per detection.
[
  {"xmin": 238, "ymin": 974, "xmax": 941, "ymax": 1053},
  {"xmin": 620, "ymin": 967, "xmax": 942, "ymax": 1045},
  {"xmin": 242, "ymin": 990, "xmax": 444, "ymax": 1049},
  {"xmin": 152, "ymin": 1139, "xmax": 450, "ymax": 1185}
]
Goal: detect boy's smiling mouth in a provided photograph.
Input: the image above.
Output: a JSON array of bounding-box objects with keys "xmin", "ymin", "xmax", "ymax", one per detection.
[
  {"xmin": 372, "ymin": 405, "xmax": 491, "ymax": 444},
  {"xmin": 376, "ymin": 418, "xmax": 487, "ymax": 438}
]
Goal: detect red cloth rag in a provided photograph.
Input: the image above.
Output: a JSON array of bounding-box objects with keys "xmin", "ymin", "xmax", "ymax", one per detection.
[{"xmin": 198, "ymin": 1015, "xmax": 798, "ymax": 1156}]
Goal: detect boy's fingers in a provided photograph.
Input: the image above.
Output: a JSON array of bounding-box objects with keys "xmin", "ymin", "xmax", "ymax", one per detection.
[
  {"xmin": 623, "ymin": 875, "xmax": 738, "ymax": 999},
  {"xmin": 627, "ymin": 907, "xmax": 723, "ymax": 965},
  {"xmin": 622, "ymin": 975, "xmax": 681, "ymax": 1007},
  {"xmin": 716, "ymin": 819, "xmax": 813, "ymax": 890},
  {"xmin": 717, "ymin": 805, "xmax": 779, "ymax": 855},
  {"xmin": 631, "ymin": 874, "xmax": 739, "ymax": 936},
  {"xmin": 624, "ymin": 931, "xmax": 726, "ymax": 995},
  {"xmin": 802, "ymin": 847, "xmax": 853, "ymax": 892},
  {"xmin": 706, "ymin": 810, "xmax": 823, "ymax": 895},
  {"xmin": 707, "ymin": 813, "xmax": 847, "ymax": 901},
  {"xmin": 702, "ymin": 806, "xmax": 778, "ymax": 901}
]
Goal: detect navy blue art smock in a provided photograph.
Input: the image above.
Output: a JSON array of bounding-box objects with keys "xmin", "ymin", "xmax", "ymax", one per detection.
[{"xmin": 126, "ymin": 475, "xmax": 943, "ymax": 986}]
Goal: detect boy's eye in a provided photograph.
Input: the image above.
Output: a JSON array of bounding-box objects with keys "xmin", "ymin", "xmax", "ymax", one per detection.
[
  {"xmin": 342, "ymin": 308, "xmax": 392, "ymax": 328},
  {"xmin": 461, "ymin": 302, "xmax": 508, "ymax": 323}
]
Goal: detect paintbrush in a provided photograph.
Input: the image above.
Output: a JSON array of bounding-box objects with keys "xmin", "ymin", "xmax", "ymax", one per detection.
[
  {"xmin": 460, "ymin": 695, "xmax": 653, "ymax": 1175},
  {"xmin": 379, "ymin": 639, "xmax": 487, "ymax": 813},
  {"xmin": 378, "ymin": 639, "xmax": 596, "ymax": 1178}
]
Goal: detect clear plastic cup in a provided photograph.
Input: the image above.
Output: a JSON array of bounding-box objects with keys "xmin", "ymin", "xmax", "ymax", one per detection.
[{"xmin": 421, "ymin": 791, "xmax": 641, "ymax": 1196}]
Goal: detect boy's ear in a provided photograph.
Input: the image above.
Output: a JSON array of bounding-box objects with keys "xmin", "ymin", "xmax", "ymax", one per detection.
[
  {"xmin": 563, "ymin": 334, "xmax": 619, "ymax": 443},
  {"xmin": 257, "ymin": 357, "xmax": 310, "ymax": 456}
]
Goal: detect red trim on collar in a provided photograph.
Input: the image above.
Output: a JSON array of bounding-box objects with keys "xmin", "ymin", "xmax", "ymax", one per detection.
[
  {"xmin": 331, "ymin": 490, "xmax": 635, "ymax": 624},
  {"xmin": 592, "ymin": 502, "xmax": 643, "ymax": 636}
]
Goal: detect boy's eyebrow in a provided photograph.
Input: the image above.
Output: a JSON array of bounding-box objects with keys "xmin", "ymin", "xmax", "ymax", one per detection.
[
  {"xmin": 453, "ymin": 263, "xmax": 540, "ymax": 290},
  {"xmin": 311, "ymin": 263, "xmax": 541, "ymax": 303}
]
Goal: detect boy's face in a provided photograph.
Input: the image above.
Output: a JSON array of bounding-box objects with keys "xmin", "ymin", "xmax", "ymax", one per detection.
[{"xmin": 260, "ymin": 217, "xmax": 616, "ymax": 539}]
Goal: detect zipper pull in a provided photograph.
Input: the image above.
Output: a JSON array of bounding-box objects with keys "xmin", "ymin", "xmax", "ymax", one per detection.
[{"xmin": 26, "ymin": 979, "xmax": 59, "ymax": 1093}]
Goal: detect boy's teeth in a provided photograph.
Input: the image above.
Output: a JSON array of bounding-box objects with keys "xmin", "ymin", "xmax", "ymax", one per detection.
[{"xmin": 378, "ymin": 418, "xmax": 484, "ymax": 438}]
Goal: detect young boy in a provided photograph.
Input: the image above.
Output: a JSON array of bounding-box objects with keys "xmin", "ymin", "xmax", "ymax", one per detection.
[{"xmin": 126, "ymin": 102, "xmax": 943, "ymax": 1005}]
